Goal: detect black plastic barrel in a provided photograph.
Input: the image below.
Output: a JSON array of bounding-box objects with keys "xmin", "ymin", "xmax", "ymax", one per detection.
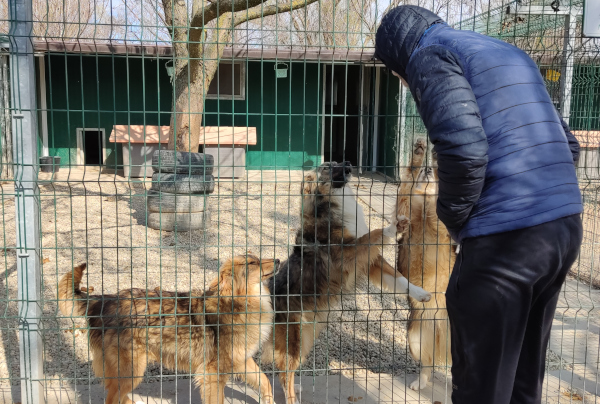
[{"xmin": 39, "ymin": 156, "xmax": 61, "ymax": 173}]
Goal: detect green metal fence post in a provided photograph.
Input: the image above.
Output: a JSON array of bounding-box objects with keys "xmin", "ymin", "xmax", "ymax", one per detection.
[{"xmin": 9, "ymin": 0, "xmax": 44, "ymax": 400}]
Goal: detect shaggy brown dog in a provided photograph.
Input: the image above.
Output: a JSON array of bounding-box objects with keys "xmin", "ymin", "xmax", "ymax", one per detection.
[
  {"xmin": 262, "ymin": 161, "xmax": 431, "ymax": 404},
  {"xmin": 396, "ymin": 139, "xmax": 456, "ymax": 390},
  {"xmin": 58, "ymin": 255, "xmax": 278, "ymax": 404}
]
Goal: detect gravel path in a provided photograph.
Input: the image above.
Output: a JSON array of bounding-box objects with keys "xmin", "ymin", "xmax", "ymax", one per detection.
[{"xmin": 0, "ymin": 176, "xmax": 417, "ymax": 387}]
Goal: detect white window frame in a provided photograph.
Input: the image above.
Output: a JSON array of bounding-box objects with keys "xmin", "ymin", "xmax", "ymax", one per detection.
[
  {"xmin": 76, "ymin": 128, "xmax": 107, "ymax": 166},
  {"xmin": 205, "ymin": 61, "xmax": 246, "ymax": 101}
]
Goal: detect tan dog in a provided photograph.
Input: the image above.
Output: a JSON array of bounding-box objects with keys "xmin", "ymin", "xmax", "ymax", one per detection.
[
  {"xmin": 262, "ymin": 161, "xmax": 431, "ymax": 404},
  {"xmin": 396, "ymin": 139, "xmax": 456, "ymax": 390},
  {"xmin": 58, "ymin": 255, "xmax": 278, "ymax": 404}
]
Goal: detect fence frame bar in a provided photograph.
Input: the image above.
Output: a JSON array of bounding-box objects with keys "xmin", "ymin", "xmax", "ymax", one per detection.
[{"xmin": 9, "ymin": 0, "xmax": 44, "ymax": 400}]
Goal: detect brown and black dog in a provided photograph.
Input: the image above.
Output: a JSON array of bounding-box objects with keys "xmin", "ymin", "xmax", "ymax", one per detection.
[
  {"xmin": 58, "ymin": 255, "xmax": 278, "ymax": 404},
  {"xmin": 262, "ymin": 161, "xmax": 431, "ymax": 404},
  {"xmin": 396, "ymin": 139, "xmax": 456, "ymax": 390}
]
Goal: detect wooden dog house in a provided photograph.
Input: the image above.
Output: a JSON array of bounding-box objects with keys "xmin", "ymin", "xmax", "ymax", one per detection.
[{"xmin": 110, "ymin": 125, "xmax": 257, "ymax": 178}]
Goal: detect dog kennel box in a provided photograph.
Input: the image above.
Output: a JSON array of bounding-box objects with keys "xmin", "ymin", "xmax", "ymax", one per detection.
[
  {"xmin": 120, "ymin": 143, "xmax": 167, "ymax": 178},
  {"xmin": 110, "ymin": 125, "xmax": 257, "ymax": 179},
  {"xmin": 204, "ymin": 145, "xmax": 246, "ymax": 178}
]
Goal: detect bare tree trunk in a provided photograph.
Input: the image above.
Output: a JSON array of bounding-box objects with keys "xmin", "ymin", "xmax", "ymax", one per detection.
[
  {"xmin": 166, "ymin": 45, "xmax": 227, "ymax": 151},
  {"xmin": 162, "ymin": 0, "xmax": 319, "ymax": 151},
  {"xmin": 168, "ymin": 66, "xmax": 207, "ymax": 152},
  {"xmin": 164, "ymin": 0, "xmax": 228, "ymax": 152}
]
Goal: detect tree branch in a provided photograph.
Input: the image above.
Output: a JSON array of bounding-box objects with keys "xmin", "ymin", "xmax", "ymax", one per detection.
[
  {"xmin": 190, "ymin": 0, "xmax": 268, "ymax": 30},
  {"xmin": 233, "ymin": 0, "xmax": 321, "ymax": 27},
  {"xmin": 161, "ymin": 0, "xmax": 190, "ymax": 69}
]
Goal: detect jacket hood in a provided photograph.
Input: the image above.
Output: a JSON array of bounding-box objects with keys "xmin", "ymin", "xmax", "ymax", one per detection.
[{"xmin": 375, "ymin": 6, "xmax": 444, "ymax": 80}]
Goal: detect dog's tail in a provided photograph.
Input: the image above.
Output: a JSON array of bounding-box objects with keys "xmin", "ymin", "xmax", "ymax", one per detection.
[{"xmin": 58, "ymin": 263, "xmax": 91, "ymax": 317}]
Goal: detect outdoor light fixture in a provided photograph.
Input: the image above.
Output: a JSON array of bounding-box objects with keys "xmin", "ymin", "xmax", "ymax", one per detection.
[
  {"xmin": 275, "ymin": 63, "xmax": 288, "ymax": 78},
  {"xmin": 165, "ymin": 60, "xmax": 174, "ymax": 82}
]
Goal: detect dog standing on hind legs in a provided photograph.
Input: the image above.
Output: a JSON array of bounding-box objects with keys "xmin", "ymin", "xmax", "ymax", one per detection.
[
  {"xmin": 396, "ymin": 139, "xmax": 456, "ymax": 390},
  {"xmin": 261, "ymin": 161, "xmax": 432, "ymax": 404}
]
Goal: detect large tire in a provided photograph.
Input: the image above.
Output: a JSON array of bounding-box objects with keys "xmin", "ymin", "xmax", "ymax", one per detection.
[
  {"xmin": 146, "ymin": 190, "xmax": 207, "ymax": 213},
  {"xmin": 151, "ymin": 173, "xmax": 215, "ymax": 194},
  {"xmin": 147, "ymin": 211, "xmax": 211, "ymax": 232},
  {"xmin": 152, "ymin": 150, "xmax": 214, "ymax": 175}
]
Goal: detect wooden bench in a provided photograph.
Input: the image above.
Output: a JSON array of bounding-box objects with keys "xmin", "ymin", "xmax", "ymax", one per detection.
[{"xmin": 110, "ymin": 125, "xmax": 257, "ymax": 178}]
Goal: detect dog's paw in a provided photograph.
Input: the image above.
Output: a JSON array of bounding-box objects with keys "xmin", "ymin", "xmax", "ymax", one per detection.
[
  {"xmin": 384, "ymin": 215, "xmax": 410, "ymax": 239},
  {"xmin": 409, "ymin": 374, "xmax": 429, "ymax": 391},
  {"xmin": 383, "ymin": 215, "xmax": 398, "ymax": 238},
  {"xmin": 396, "ymin": 215, "xmax": 410, "ymax": 234},
  {"xmin": 414, "ymin": 139, "xmax": 427, "ymax": 155},
  {"xmin": 283, "ymin": 386, "xmax": 302, "ymax": 404},
  {"xmin": 409, "ymin": 285, "xmax": 432, "ymax": 303},
  {"xmin": 285, "ymin": 395, "xmax": 300, "ymax": 404},
  {"xmin": 383, "ymin": 223, "xmax": 397, "ymax": 239}
]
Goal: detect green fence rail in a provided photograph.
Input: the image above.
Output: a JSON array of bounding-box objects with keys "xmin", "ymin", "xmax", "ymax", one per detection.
[{"xmin": 0, "ymin": 0, "xmax": 599, "ymax": 403}]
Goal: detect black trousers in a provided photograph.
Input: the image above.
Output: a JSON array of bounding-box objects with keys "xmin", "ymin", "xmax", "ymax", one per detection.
[{"xmin": 446, "ymin": 214, "xmax": 583, "ymax": 404}]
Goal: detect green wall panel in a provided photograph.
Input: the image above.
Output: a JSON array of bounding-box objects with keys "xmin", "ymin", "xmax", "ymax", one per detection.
[
  {"xmin": 37, "ymin": 53, "xmax": 600, "ymax": 174},
  {"xmin": 45, "ymin": 55, "xmax": 322, "ymax": 170},
  {"xmin": 203, "ymin": 61, "xmax": 322, "ymax": 170}
]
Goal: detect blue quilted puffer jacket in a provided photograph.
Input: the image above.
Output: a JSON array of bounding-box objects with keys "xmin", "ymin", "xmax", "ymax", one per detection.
[{"xmin": 375, "ymin": 6, "xmax": 582, "ymax": 243}]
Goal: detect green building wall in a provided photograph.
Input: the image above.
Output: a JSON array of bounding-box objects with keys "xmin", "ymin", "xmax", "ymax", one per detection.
[
  {"xmin": 44, "ymin": 54, "xmax": 322, "ymax": 171},
  {"xmin": 27, "ymin": 52, "xmax": 600, "ymax": 176},
  {"xmin": 204, "ymin": 61, "xmax": 322, "ymax": 170}
]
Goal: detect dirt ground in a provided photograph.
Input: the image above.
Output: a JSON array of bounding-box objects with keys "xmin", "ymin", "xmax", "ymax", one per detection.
[
  {"xmin": 0, "ymin": 175, "xmax": 419, "ymax": 387},
  {"xmin": 0, "ymin": 173, "xmax": 596, "ymax": 392}
]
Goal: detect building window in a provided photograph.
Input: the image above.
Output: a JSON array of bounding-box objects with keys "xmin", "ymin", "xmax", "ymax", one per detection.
[{"xmin": 206, "ymin": 62, "xmax": 245, "ymax": 100}]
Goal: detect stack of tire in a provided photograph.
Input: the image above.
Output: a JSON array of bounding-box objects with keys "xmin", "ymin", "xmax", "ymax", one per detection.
[{"xmin": 147, "ymin": 150, "xmax": 215, "ymax": 232}]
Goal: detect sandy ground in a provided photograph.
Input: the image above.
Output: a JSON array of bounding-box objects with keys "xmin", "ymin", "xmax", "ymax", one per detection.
[
  {"xmin": 0, "ymin": 172, "xmax": 596, "ymax": 396},
  {"xmin": 0, "ymin": 174, "xmax": 419, "ymax": 387}
]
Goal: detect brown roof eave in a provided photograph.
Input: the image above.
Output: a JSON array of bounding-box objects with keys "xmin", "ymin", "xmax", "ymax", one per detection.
[{"xmin": 32, "ymin": 40, "xmax": 380, "ymax": 63}]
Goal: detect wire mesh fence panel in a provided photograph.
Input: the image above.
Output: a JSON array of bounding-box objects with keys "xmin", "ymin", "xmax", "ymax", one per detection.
[{"xmin": 0, "ymin": 0, "xmax": 599, "ymax": 403}]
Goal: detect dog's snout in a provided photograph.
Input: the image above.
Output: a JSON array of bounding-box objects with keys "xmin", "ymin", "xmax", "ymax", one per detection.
[{"xmin": 274, "ymin": 259, "xmax": 280, "ymax": 266}]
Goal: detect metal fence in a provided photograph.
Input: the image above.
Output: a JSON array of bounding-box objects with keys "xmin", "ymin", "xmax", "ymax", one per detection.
[{"xmin": 0, "ymin": 0, "xmax": 599, "ymax": 403}]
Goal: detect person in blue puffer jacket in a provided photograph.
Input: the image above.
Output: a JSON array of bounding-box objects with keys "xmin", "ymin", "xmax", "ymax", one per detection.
[{"xmin": 375, "ymin": 5, "xmax": 583, "ymax": 404}]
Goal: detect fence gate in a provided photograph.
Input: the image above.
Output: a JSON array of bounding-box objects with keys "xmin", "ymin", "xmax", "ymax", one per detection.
[{"xmin": 0, "ymin": 0, "xmax": 599, "ymax": 403}]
